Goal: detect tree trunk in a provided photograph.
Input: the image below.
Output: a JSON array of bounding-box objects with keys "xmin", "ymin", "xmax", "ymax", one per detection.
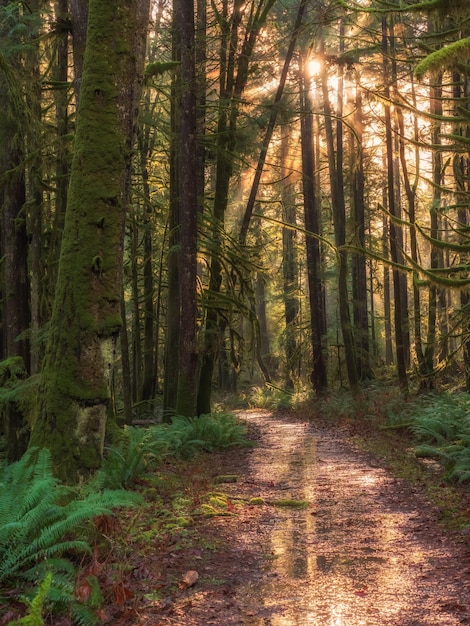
[
  {"xmin": 382, "ymin": 15, "xmax": 408, "ymax": 390},
  {"xmin": 280, "ymin": 114, "xmax": 299, "ymax": 390},
  {"xmin": 349, "ymin": 76, "xmax": 371, "ymax": 380},
  {"xmin": 300, "ymin": 58, "xmax": 327, "ymax": 395},
  {"xmin": 453, "ymin": 72, "xmax": 470, "ymax": 391},
  {"xmin": 162, "ymin": 38, "xmax": 181, "ymax": 417},
  {"xmin": 319, "ymin": 27, "xmax": 358, "ymax": 392},
  {"xmin": 140, "ymin": 146, "xmax": 156, "ymax": 402},
  {"xmin": 0, "ymin": 1, "xmax": 32, "ymax": 460},
  {"xmin": 30, "ymin": 0, "xmax": 150, "ymax": 481},
  {"xmin": 175, "ymin": 0, "xmax": 199, "ymax": 417}
]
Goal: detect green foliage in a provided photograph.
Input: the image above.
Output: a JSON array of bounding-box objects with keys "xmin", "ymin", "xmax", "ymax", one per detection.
[
  {"xmin": 93, "ymin": 426, "xmax": 164, "ymax": 489},
  {"xmin": 10, "ymin": 572, "xmax": 52, "ymax": 626},
  {"xmin": 247, "ymin": 384, "xmax": 293, "ymax": 410},
  {"xmin": 160, "ymin": 412, "xmax": 253, "ymax": 457},
  {"xmin": 0, "ymin": 358, "xmax": 39, "ymax": 430},
  {"xmin": 410, "ymin": 393, "xmax": 470, "ymax": 482},
  {"xmin": 0, "ymin": 448, "xmax": 141, "ymax": 623},
  {"xmin": 95, "ymin": 413, "xmax": 252, "ymax": 489},
  {"xmin": 144, "ymin": 61, "xmax": 180, "ymax": 81},
  {"xmin": 415, "ymin": 36, "xmax": 470, "ymax": 79}
]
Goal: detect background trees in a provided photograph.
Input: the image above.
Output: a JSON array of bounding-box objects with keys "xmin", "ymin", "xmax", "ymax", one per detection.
[{"xmin": 1, "ymin": 0, "xmax": 470, "ymax": 477}]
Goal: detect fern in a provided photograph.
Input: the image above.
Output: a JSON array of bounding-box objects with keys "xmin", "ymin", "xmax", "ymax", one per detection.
[
  {"xmin": 0, "ymin": 448, "xmax": 141, "ymax": 623},
  {"xmin": 92, "ymin": 425, "xmax": 164, "ymax": 489},
  {"xmin": 158, "ymin": 412, "xmax": 252, "ymax": 458},
  {"xmin": 9, "ymin": 571, "xmax": 52, "ymax": 626},
  {"xmin": 411, "ymin": 393, "xmax": 470, "ymax": 482},
  {"xmin": 95, "ymin": 412, "xmax": 252, "ymax": 488}
]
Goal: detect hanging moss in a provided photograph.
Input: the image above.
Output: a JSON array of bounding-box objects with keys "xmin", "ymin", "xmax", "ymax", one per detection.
[
  {"xmin": 144, "ymin": 61, "xmax": 180, "ymax": 81},
  {"xmin": 415, "ymin": 36, "xmax": 470, "ymax": 79}
]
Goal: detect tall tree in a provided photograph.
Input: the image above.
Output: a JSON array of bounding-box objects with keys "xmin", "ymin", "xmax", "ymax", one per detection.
[
  {"xmin": 349, "ymin": 73, "xmax": 371, "ymax": 380},
  {"xmin": 280, "ymin": 114, "xmax": 300, "ymax": 389},
  {"xmin": 30, "ymin": 0, "xmax": 150, "ymax": 481},
  {"xmin": 163, "ymin": 0, "xmax": 199, "ymax": 418},
  {"xmin": 300, "ymin": 56, "xmax": 328, "ymax": 395},
  {"xmin": 382, "ymin": 13, "xmax": 408, "ymax": 390},
  {"xmin": 319, "ymin": 21, "xmax": 358, "ymax": 392},
  {"xmin": 175, "ymin": 0, "xmax": 199, "ymax": 416},
  {"xmin": 0, "ymin": 1, "xmax": 34, "ymax": 460}
]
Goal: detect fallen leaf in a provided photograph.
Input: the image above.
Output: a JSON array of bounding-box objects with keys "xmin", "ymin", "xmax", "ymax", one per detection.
[
  {"xmin": 180, "ymin": 570, "xmax": 199, "ymax": 588},
  {"xmin": 227, "ymin": 500, "xmax": 237, "ymax": 513},
  {"xmin": 354, "ymin": 587, "xmax": 368, "ymax": 597},
  {"xmin": 113, "ymin": 581, "xmax": 134, "ymax": 605}
]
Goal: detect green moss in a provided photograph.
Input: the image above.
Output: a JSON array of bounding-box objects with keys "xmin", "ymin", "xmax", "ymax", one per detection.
[
  {"xmin": 214, "ymin": 474, "xmax": 238, "ymax": 483},
  {"xmin": 208, "ymin": 495, "xmax": 228, "ymax": 509},
  {"xmin": 144, "ymin": 61, "xmax": 180, "ymax": 80},
  {"xmin": 415, "ymin": 36, "xmax": 470, "ymax": 79},
  {"xmin": 249, "ymin": 497, "xmax": 265, "ymax": 505},
  {"xmin": 271, "ymin": 499, "xmax": 310, "ymax": 509}
]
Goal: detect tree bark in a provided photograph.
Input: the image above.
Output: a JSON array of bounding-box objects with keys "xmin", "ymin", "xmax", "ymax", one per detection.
[
  {"xmin": 30, "ymin": 0, "xmax": 150, "ymax": 481},
  {"xmin": 319, "ymin": 26, "xmax": 358, "ymax": 392},
  {"xmin": 0, "ymin": 1, "xmax": 32, "ymax": 460},
  {"xmin": 349, "ymin": 77, "xmax": 371, "ymax": 380},
  {"xmin": 175, "ymin": 0, "xmax": 199, "ymax": 417},
  {"xmin": 382, "ymin": 15, "xmax": 408, "ymax": 391},
  {"xmin": 280, "ymin": 114, "xmax": 299, "ymax": 389},
  {"xmin": 300, "ymin": 59, "xmax": 327, "ymax": 395}
]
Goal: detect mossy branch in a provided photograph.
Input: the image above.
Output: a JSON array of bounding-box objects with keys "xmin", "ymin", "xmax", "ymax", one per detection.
[
  {"xmin": 144, "ymin": 61, "xmax": 180, "ymax": 82},
  {"xmin": 415, "ymin": 37, "xmax": 470, "ymax": 79}
]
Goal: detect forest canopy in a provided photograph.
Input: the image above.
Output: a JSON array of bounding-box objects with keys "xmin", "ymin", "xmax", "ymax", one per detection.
[{"xmin": 1, "ymin": 0, "xmax": 470, "ymax": 479}]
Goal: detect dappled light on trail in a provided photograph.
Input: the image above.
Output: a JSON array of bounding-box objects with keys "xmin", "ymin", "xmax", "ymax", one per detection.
[
  {"xmin": 143, "ymin": 409, "xmax": 470, "ymax": 625},
  {"xmin": 236, "ymin": 410, "xmax": 470, "ymax": 626}
]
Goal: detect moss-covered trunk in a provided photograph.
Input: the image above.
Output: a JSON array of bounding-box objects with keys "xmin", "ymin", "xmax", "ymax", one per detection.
[
  {"xmin": 0, "ymin": 2, "xmax": 31, "ymax": 460},
  {"xmin": 30, "ymin": 0, "xmax": 149, "ymax": 482}
]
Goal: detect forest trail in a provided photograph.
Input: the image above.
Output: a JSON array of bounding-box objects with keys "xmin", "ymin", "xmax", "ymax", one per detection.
[{"xmin": 139, "ymin": 410, "xmax": 470, "ymax": 625}]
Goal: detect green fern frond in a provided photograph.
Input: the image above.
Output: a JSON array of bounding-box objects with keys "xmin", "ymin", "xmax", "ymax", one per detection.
[
  {"xmin": 92, "ymin": 426, "xmax": 162, "ymax": 489},
  {"xmin": 411, "ymin": 393, "xmax": 470, "ymax": 482},
  {"xmin": 0, "ymin": 447, "xmax": 141, "ymax": 623},
  {"xmin": 9, "ymin": 571, "xmax": 52, "ymax": 626}
]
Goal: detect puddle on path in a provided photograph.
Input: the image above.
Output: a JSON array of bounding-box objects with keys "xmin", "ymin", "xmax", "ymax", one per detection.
[{"xmin": 236, "ymin": 411, "xmax": 470, "ymax": 626}]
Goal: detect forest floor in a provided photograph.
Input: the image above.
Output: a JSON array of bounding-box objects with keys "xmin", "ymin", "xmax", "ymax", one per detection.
[{"xmin": 105, "ymin": 408, "xmax": 470, "ymax": 626}]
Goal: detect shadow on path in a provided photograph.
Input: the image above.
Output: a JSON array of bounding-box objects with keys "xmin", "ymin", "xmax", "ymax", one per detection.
[{"xmin": 149, "ymin": 409, "xmax": 470, "ymax": 625}]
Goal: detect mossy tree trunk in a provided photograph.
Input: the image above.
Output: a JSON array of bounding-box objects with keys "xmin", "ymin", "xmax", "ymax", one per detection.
[
  {"xmin": 163, "ymin": 0, "xmax": 199, "ymax": 419},
  {"xmin": 0, "ymin": 0, "xmax": 32, "ymax": 461},
  {"xmin": 30, "ymin": 0, "xmax": 150, "ymax": 482}
]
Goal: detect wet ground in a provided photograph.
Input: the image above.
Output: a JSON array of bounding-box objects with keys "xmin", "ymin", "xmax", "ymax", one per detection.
[{"xmin": 139, "ymin": 410, "xmax": 470, "ymax": 625}]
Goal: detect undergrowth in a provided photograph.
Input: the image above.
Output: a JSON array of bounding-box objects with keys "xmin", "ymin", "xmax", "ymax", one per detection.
[
  {"xmin": 409, "ymin": 393, "xmax": 470, "ymax": 483},
  {"xmin": 0, "ymin": 448, "xmax": 141, "ymax": 625},
  {"xmin": 1, "ymin": 411, "xmax": 251, "ymax": 623},
  {"xmin": 243, "ymin": 382, "xmax": 315, "ymax": 410},
  {"xmin": 95, "ymin": 411, "xmax": 252, "ymax": 489}
]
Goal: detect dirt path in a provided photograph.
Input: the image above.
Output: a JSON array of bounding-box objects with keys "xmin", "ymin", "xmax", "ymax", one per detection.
[{"xmin": 139, "ymin": 410, "xmax": 470, "ymax": 625}]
